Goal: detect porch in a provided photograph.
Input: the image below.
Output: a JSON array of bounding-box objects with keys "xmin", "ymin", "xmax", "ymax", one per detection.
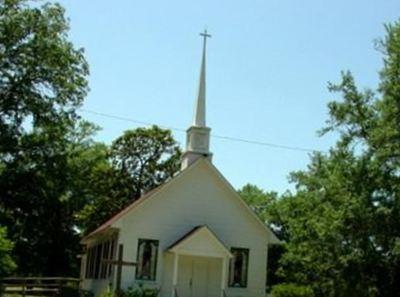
[{"xmin": 167, "ymin": 226, "xmax": 232, "ymax": 297}]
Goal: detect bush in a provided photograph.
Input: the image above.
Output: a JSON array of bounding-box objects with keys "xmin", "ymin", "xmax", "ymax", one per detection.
[
  {"xmin": 271, "ymin": 283, "xmax": 314, "ymax": 297},
  {"xmin": 101, "ymin": 285, "xmax": 159, "ymax": 297},
  {"xmin": 0, "ymin": 226, "xmax": 16, "ymax": 276}
]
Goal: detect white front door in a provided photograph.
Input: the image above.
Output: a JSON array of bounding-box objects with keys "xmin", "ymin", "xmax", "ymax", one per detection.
[{"xmin": 177, "ymin": 255, "xmax": 221, "ymax": 297}]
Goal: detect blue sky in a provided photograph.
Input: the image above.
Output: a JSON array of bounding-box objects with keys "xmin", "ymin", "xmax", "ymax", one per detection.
[{"xmin": 58, "ymin": 0, "xmax": 399, "ymax": 193}]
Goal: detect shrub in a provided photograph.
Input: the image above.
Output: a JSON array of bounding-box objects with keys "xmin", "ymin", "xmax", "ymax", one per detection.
[
  {"xmin": 101, "ymin": 285, "xmax": 159, "ymax": 297},
  {"xmin": 270, "ymin": 283, "xmax": 314, "ymax": 297},
  {"xmin": 0, "ymin": 226, "xmax": 16, "ymax": 276}
]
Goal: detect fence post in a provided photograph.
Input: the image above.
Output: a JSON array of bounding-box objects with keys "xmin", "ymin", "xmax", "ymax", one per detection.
[{"xmin": 22, "ymin": 278, "xmax": 26, "ymax": 297}]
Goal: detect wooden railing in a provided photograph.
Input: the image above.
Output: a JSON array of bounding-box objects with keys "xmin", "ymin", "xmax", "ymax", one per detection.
[{"xmin": 0, "ymin": 277, "xmax": 81, "ymax": 297}]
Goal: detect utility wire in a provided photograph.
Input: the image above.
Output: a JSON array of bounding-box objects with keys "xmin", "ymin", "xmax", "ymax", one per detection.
[
  {"xmin": 79, "ymin": 108, "xmax": 186, "ymax": 132},
  {"xmin": 78, "ymin": 108, "xmax": 325, "ymax": 154}
]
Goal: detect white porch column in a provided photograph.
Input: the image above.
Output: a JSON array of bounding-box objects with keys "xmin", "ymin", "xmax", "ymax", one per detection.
[
  {"xmin": 221, "ymin": 257, "xmax": 227, "ymax": 297},
  {"xmin": 172, "ymin": 252, "xmax": 179, "ymax": 297}
]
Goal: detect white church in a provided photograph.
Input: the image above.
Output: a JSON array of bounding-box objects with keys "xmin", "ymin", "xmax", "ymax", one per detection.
[{"xmin": 80, "ymin": 31, "xmax": 280, "ymax": 297}]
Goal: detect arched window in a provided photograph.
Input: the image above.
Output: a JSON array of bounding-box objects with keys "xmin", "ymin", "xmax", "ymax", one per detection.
[{"xmin": 136, "ymin": 239, "xmax": 159, "ymax": 280}]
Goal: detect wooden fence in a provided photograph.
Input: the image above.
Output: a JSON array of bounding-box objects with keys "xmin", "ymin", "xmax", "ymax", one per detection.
[{"xmin": 0, "ymin": 277, "xmax": 81, "ymax": 297}]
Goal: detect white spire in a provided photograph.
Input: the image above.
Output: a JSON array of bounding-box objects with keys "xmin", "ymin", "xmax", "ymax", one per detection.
[
  {"xmin": 193, "ymin": 30, "xmax": 211, "ymax": 127},
  {"xmin": 181, "ymin": 30, "xmax": 213, "ymax": 170}
]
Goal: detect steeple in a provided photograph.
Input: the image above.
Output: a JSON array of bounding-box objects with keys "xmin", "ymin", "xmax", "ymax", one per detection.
[
  {"xmin": 193, "ymin": 30, "xmax": 210, "ymax": 127},
  {"xmin": 181, "ymin": 30, "xmax": 213, "ymax": 170}
]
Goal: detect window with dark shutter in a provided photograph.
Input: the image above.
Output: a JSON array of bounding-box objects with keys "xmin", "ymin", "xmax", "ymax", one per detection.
[
  {"xmin": 135, "ymin": 239, "xmax": 159, "ymax": 281},
  {"xmin": 228, "ymin": 248, "xmax": 249, "ymax": 288}
]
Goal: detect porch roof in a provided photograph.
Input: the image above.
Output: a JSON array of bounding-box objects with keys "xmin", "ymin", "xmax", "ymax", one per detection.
[{"xmin": 168, "ymin": 225, "xmax": 233, "ymax": 258}]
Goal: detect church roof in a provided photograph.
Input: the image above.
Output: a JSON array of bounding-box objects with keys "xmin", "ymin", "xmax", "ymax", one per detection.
[
  {"xmin": 81, "ymin": 170, "xmax": 183, "ymax": 243},
  {"xmin": 81, "ymin": 158, "xmax": 281, "ymax": 245}
]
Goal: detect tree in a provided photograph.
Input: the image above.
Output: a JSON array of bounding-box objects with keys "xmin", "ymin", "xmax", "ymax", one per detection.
[
  {"xmin": 0, "ymin": 121, "xmax": 106, "ymax": 276},
  {"xmin": 238, "ymin": 183, "xmax": 277, "ymax": 220},
  {"xmin": 0, "ymin": 0, "xmax": 88, "ymax": 155},
  {"xmin": 271, "ymin": 20, "xmax": 400, "ymax": 297},
  {"xmin": 0, "ymin": 226, "xmax": 16, "ymax": 276},
  {"xmin": 238, "ymin": 184, "xmax": 284, "ymax": 291},
  {"xmin": 0, "ymin": 0, "xmax": 89, "ymax": 275},
  {"xmin": 109, "ymin": 125, "xmax": 181, "ymax": 199},
  {"xmin": 78, "ymin": 125, "xmax": 181, "ymax": 233}
]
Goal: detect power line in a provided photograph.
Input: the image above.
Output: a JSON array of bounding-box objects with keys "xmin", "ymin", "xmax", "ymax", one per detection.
[
  {"xmin": 79, "ymin": 108, "xmax": 186, "ymax": 132},
  {"xmin": 78, "ymin": 108, "xmax": 325, "ymax": 154}
]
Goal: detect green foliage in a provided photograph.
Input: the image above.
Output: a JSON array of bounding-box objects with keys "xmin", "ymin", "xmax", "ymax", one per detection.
[
  {"xmin": 239, "ymin": 183, "xmax": 270, "ymax": 205},
  {"xmin": 101, "ymin": 286, "xmax": 116, "ymax": 297},
  {"xmin": 238, "ymin": 184, "xmax": 284, "ymax": 290},
  {"xmin": 101, "ymin": 285, "xmax": 159, "ymax": 297},
  {"xmin": 0, "ymin": 0, "xmax": 89, "ymax": 154},
  {"xmin": 0, "ymin": 121, "xmax": 103, "ymax": 276},
  {"xmin": 0, "ymin": 226, "xmax": 16, "ymax": 276},
  {"xmin": 268, "ymin": 19, "xmax": 400, "ymax": 297},
  {"xmin": 77, "ymin": 125, "xmax": 181, "ymax": 233},
  {"xmin": 0, "ymin": 0, "xmax": 89, "ymax": 275},
  {"xmin": 271, "ymin": 283, "xmax": 314, "ymax": 297},
  {"xmin": 0, "ymin": 0, "xmax": 183, "ymax": 281},
  {"xmin": 238, "ymin": 184, "xmax": 277, "ymax": 220},
  {"xmin": 109, "ymin": 125, "xmax": 181, "ymax": 198},
  {"xmin": 59, "ymin": 286, "xmax": 82, "ymax": 297}
]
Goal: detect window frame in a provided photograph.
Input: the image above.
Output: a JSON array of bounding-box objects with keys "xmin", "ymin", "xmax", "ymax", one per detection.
[
  {"xmin": 228, "ymin": 247, "xmax": 249, "ymax": 288},
  {"xmin": 135, "ymin": 238, "xmax": 159, "ymax": 281},
  {"xmin": 85, "ymin": 236, "xmax": 117, "ymax": 280}
]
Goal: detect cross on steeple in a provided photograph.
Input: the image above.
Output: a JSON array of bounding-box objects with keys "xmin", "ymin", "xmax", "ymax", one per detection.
[
  {"xmin": 200, "ymin": 29, "xmax": 211, "ymax": 47},
  {"xmin": 200, "ymin": 30, "xmax": 211, "ymax": 54}
]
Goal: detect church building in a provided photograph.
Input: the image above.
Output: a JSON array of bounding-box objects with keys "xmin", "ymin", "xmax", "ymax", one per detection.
[{"xmin": 80, "ymin": 31, "xmax": 280, "ymax": 297}]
